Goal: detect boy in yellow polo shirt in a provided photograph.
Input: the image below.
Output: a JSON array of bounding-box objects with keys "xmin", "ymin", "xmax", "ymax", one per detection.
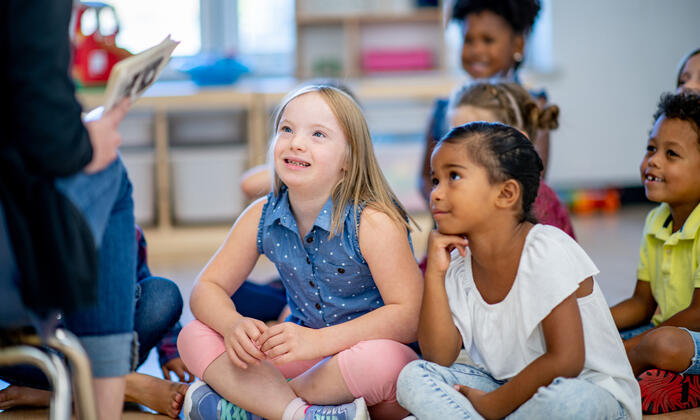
[{"xmin": 611, "ymin": 91, "xmax": 700, "ymax": 414}]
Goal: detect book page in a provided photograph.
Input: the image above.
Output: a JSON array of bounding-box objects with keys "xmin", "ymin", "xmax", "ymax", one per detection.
[{"xmin": 102, "ymin": 35, "xmax": 180, "ymax": 112}]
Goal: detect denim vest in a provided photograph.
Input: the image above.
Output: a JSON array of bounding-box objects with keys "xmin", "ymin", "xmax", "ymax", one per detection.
[{"xmin": 257, "ymin": 187, "xmax": 383, "ymax": 329}]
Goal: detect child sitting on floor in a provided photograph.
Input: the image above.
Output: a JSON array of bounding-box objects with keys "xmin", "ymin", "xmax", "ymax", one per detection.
[
  {"xmin": 610, "ymin": 91, "xmax": 700, "ymax": 414},
  {"xmin": 177, "ymin": 84, "xmax": 422, "ymax": 420},
  {"xmin": 397, "ymin": 122, "xmax": 640, "ymax": 419}
]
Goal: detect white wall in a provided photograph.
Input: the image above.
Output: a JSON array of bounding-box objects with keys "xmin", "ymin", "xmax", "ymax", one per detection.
[{"xmin": 527, "ymin": 0, "xmax": 700, "ymax": 189}]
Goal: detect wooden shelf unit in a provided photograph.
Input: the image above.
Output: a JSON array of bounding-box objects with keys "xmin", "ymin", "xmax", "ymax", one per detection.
[{"xmin": 295, "ymin": 1, "xmax": 445, "ymax": 78}]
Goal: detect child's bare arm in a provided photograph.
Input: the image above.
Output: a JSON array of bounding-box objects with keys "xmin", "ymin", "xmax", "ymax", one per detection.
[
  {"xmin": 419, "ymin": 230, "xmax": 467, "ymax": 365},
  {"xmin": 456, "ymin": 289, "xmax": 586, "ymax": 420},
  {"xmin": 624, "ymin": 288, "xmax": 700, "ymax": 351},
  {"xmin": 610, "ymin": 280, "xmax": 657, "ymax": 329},
  {"xmin": 190, "ymin": 198, "xmax": 268, "ymax": 368}
]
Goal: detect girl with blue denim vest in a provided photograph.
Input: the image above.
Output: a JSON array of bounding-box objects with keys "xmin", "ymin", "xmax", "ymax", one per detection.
[
  {"xmin": 177, "ymin": 85, "xmax": 423, "ymax": 420},
  {"xmin": 397, "ymin": 122, "xmax": 641, "ymax": 419}
]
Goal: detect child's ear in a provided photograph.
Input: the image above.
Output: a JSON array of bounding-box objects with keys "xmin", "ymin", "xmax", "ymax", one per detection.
[{"xmin": 495, "ymin": 179, "xmax": 521, "ymax": 210}]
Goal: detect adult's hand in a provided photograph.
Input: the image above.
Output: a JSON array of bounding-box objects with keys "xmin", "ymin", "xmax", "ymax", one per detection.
[{"xmin": 83, "ymin": 99, "xmax": 130, "ymax": 174}]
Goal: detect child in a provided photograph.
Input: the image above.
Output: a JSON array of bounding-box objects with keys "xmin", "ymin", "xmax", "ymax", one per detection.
[
  {"xmin": 397, "ymin": 122, "xmax": 640, "ymax": 419},
  {"xmin": 677, "ymin": 49, "xmax": 700, "ymax": 93},
  {"xmin": 177, "ymin": 85, "xmax": 423, "ymax": 420},
  {"xmin": 420, "ymin": 0, "xmax": 546, "ymax": 202},
  {"xmin": 610, "ymin": 92, "xmax": 700, "ymax": 414},
  {"xmin": 446, "ymin": 81, "xmax": 574, "ymax": 238}
]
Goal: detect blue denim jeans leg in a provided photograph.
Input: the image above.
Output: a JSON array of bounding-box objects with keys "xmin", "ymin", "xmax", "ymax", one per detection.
[
  {"xmin": 397, "ymin": 360, "xmax": 628, "ymax": 419},
  {"xmin": 620, "ymin": 323, "xmax": 655, "ymax": 341},
  {"xmin": 54, "ymin": 156, "xmax": 136, "ymax": 378},
  {"xmin": 134, "ymin": 276, "xmax": 183, "ymax": 367},
  {"xmin": 679, "ymin": 328, "xmax": 700, "ymax": 375}
]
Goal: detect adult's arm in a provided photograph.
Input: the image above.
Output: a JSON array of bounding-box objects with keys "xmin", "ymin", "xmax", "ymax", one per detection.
[{"xmin": 4, "ymin": 0, "xmax": 92, "ymax": 177}]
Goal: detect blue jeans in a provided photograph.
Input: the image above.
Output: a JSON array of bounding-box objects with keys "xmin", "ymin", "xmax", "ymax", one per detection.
[
  {"xmin": 620, "ymin": 322, "xmax": 655, "ymax": 341},
  {"xmin": 134, "ymin": 276, "xmax": 183, "ymax": 367},
  {"xmin": 396, "ymin": 360, "xmax": 628, "ymax": 419},
  {"xmin": 678, "ymin": 328, "xmax": 700, "ymax": 375},
  {"xmin": 52, "ymin": 156, "xmax": 136, "ymax": 378}
]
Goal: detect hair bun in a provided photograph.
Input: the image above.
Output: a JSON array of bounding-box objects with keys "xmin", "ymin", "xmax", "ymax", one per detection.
[{"xmin": 537, "ymin": 105, "xmax": 559, "ymax": 130}]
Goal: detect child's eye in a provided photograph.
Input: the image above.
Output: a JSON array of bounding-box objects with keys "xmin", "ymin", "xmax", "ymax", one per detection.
[
  {"xmin": 313, "ymin": 131, "xmax": 325, "ymax": 138},
  {"xmin": 449, "ymin": 171, "xmax": 461, "ymax": 181},
  {"xmin": 667, "ymin": 149, "xmax": 679, "ymax": 158},
  {"xmin": 646, "ymin": 145, "xmax": 656, "ymax": 153},
  {"xmin": 280, "ymin": 126, "xmax": 292, "ymax": 133},
  {"xmin": 431, "ymin": 177, "xmax": 439, "ymax": 187}
]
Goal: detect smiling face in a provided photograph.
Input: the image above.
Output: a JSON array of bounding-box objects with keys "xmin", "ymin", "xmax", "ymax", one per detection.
[
  {"xmin": 273, "ymin": 92, "xmax": 348, "ymax": 196},
  {"xmin": 640, "ymin": 116, "xmax": 700, "ymax": 210},
  {"xmin": 460, "ymin": 11, "xmax": 524, "ymax": 79},
  {"xmin": 430, "ymin": 141, "xmax": 500, "ymax": 235},
  {"xmin": 678, "ymin": 53, "xmax": 700, "ymax": 94}
]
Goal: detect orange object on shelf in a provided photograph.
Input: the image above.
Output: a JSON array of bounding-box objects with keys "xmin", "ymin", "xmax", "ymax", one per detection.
[
  {"xmin": 71, "ymin": 2, "xmax": 131, "ymax": 86},
  {"xmin": 571, "ymin": 188, "xmax": 621, "ymax": 215}
]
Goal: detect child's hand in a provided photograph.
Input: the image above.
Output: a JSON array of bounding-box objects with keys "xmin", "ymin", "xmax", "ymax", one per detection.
[
  {"xmin": 454, "ymin": 385, "xmax": 499, "ymax": 420},
  {"xmin": 255, "ymin": 322, "xmax": 319, "ymax": 365},
  {"xmin": 425, "ymin": 230, "xmax": 468, "ymax": 276},
  {"xmin": 223, "ymin": 317, "xmax": 269, "ymax": 369},
  {"xmin": 161, "ymin": 357, "xmax": 195, "ymax": 383}
]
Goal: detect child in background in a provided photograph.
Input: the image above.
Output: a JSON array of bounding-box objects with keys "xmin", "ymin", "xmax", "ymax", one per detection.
[
  {"xmin": 610, "ymin": 92, "xmax": 700, "ymax": 414},
  {"xmin": 0, "ymin": 225, "xmax": 191, "ymax": 418},
  {"xmin": 446, "ymin": 81, "xmax": 574, "ymax": 238},
  {"xmin": 177, "ymin": 85, "xmax": 423, "ymax": 420},
  {"xmin": 420, "ymin": 0, "xmax": 546, "ymax": 202},
  {"xmin": 677, "ymin": 49, "xmax": 700, "ymax": 93},
  {"xmin": 397, "ymin": 122, "xmax": 640, "ymax": 419}
]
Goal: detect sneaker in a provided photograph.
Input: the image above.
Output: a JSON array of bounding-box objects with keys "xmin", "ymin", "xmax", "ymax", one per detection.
[
  {"xmin": 304, "ymin": 397, "xmax": 369, "ymax": 420},
  {"xmin": 183, "ymin": 381, "xmax": 263, "ymax": 420},
  {"xmin": 638, "ymin": 369, "xmax": 700, "ymax": 414}
]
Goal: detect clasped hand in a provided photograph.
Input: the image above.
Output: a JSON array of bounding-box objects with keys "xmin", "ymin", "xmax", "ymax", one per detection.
[{"xmin": 224, "ymin": 317, "xmax": 320, "ymax": 369}]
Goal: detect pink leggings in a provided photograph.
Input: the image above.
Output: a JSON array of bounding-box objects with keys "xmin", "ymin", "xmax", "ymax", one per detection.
[{"xmin": 178, "ymin": 320, "xmax": 418, "ymax": 419}]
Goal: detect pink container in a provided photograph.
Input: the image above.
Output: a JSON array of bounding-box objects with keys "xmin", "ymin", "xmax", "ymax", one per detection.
[{"xmin": 361, "ymin": 49, "xmax": 433, "ymax": 72}]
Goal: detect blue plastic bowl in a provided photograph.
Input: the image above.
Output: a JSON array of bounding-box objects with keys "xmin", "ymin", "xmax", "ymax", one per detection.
[{"xmin": 181, "ymin": 56, "xmax": 248, "ymax": 86}]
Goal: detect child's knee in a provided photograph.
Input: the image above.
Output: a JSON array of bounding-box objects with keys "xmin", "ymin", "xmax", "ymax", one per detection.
[
  {"xmin": 177, "ymin": 320, "xmax": 226, "ymax": 379},
  {"xmin": 640, "ymin": 327, "xmax": 695, "ymax": 370},
  {"xmin": 396, "ymin": 360, "xmax": 428, "ymax": 402},
  {"xmin": 338, "ymin": 340, "xmax": 418, "ymax": 405}
]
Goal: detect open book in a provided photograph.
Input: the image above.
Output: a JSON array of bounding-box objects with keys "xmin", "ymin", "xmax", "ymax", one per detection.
[{"xmin": 102, "ymin": 35, "xmax": 180, "ymax": 112}]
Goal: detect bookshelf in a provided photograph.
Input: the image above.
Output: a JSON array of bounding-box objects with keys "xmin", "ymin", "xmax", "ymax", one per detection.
[{"xmin": 295, "ymin": 0, "xmax": 445, "ymax": 78}]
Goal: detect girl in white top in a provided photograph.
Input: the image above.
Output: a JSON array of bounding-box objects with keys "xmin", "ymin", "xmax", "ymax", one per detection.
[{"xmin": 396, "ymin": 122, "xmax": 641, "ymax": 419}]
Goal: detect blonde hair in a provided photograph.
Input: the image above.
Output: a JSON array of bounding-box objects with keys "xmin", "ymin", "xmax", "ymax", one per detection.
[
  {"xmin": 448, "ymin": 81, "xmax": 559, "ymax": 140},
  {"xmin": 270, "ymin": 84, "xmax": 412, "ymax": 236}
]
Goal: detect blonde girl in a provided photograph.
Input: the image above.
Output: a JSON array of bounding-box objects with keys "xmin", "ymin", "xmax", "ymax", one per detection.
[{"xmin": 177, "ymin": 85, "xmax": 422, "ymax": 420}]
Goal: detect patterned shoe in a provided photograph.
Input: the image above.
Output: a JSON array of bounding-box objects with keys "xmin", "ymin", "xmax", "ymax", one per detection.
[
  {"xmin": 638, "ymin": 369, "xmax": 700, "ymax": 414},
  {"xmin": 304, "ymin": 397, "xmax": 369, "ymax": 420},
  {"xmin": 183, "ymin": 381, "xmax": 263, "ymax": 420}
]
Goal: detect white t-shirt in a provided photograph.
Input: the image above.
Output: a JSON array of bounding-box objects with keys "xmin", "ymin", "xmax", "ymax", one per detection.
[{"xmin": 445, "ymin": 224, "xmax": 641, "ymax": 420}]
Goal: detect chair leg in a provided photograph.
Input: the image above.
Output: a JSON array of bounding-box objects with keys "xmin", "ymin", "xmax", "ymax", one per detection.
[
  {"xmin": 46, "ymin": 328, "xmax": 98, "ymax": 420},
  {"xmin": 0, "ymin": 345, "xmax": 71, "ymax": 420}
]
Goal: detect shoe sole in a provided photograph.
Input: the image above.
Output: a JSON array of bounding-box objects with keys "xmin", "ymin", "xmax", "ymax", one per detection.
[{"xmin": 639, "ymin": 369, "xmax": 700, "ymax": 414}]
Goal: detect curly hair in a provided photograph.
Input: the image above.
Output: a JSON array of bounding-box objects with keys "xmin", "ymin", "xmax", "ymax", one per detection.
[
  {"xmin": 451, "ymin": 0, "xmax": 541, "ymax": 34},
  {"xmin": 439, "ymin": 121, "xmax": 544, "ymax": 223},
  {"xmin": 653, "ymin": 92, "xmax": 700, "ymax": 143}
]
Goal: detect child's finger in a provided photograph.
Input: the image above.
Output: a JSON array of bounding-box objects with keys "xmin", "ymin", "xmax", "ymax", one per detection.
[
  {"xmin": 259, "ymin": 332, "xmax": 286, "ymax": 353},
  {"xmin": 256, "ymin": 323, "xmax": 283, "ymax": 346},
  {"xmin": 225, "ymin": 344, "xmax": 247, "ymax": 370}
]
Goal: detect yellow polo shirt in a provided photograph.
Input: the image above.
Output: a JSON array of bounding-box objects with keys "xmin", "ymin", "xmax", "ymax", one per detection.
[{"xmin": 637, "ymin": 202, "xmax": 700, "ymax": 325}]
